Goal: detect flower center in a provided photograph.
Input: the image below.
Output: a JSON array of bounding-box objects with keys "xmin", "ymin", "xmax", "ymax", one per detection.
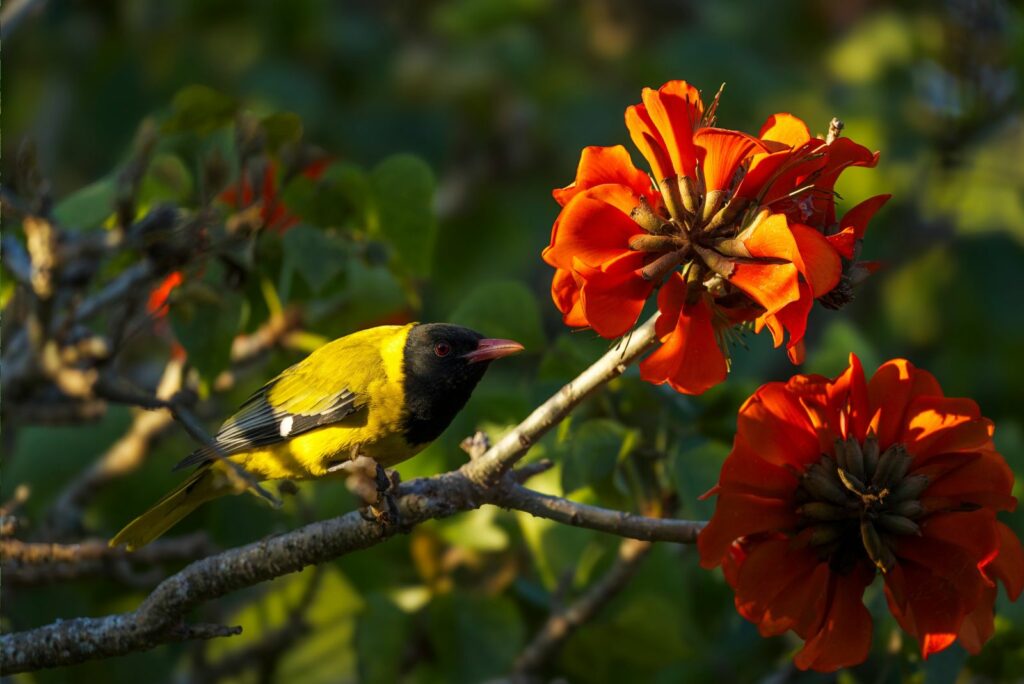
[
  {"xmin": 627, "ymin": 189, "xmax": 747, "ymax": 293},
  {"xmin": 794, "ymin": 436, "xmax": 928, "ymax": 575}
]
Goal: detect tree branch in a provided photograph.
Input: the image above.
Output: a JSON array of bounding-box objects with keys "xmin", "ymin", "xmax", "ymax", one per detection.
[
  {"xmin": 462, "ymin": 314, "xmax": 660, "ymax": 485},
  {"xmin": 492, "ymin": 483, "xmax": 705, "ymax": 543},
  {"xmin": 0, "ymin": 466, "xmax": 702, "ymax": 672},
  {"xmin": 1, "ymin": 533, "xmax": 216, "ymax": 588}
]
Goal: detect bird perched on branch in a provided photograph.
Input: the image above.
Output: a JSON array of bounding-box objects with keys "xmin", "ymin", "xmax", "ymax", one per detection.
[{"xmin": 111, "ymin": 323, "xmax": 523, "ymax": 550}]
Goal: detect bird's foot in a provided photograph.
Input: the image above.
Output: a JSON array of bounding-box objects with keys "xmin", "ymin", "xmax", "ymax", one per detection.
[{"xmin": 357, "ymin": 463, "xmax": 402, "ymax": 532}]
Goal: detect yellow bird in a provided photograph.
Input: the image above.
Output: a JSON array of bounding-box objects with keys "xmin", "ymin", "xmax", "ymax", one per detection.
[{"xmin": 111, "ymin": 323, "xmax": 523, "ymax": 550}]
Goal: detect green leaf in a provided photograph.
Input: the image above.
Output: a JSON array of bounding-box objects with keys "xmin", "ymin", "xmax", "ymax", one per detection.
[
  {"xmin": 449, "ymin": 279, "xmax": 545, "ymax": 350},
  {"xmin": 282, "ymin": 224, "xmax": 348, "ymax": 293},
  {"xmin": 561, "ymin": 419, "xmax": 635, "ymax": 495},
  {"xmin": 514, "ymin": 465, "xmax": 599, "ymax": 589},
  {"xmin": 162, "ymin": 84, "xmax": 238, "ymax": 135},
  {"xmin": 139, "ymin": 153, "xmax": 193, "ymax": 205},
  {"xmin": 356, "ymin": 594, "xmax": 412, "ymax": 684},
  {"xmin": 261, "ymin": 111, "xmax": 304, "ymax": 152},
  {"xmin": 322, "ymin": 162, "xmax": 373, "ymax": 223},
  {"xmin": 207, "ymin": 567, "xmax": 363, "ymax": 684},
  {"xmin": 53, "ymin": 178, "xmax": 116, "ymax": 228},
  {"xmin": 427, "ymin": 592, "xmax": 525, "ymax": 683},
  {"xmin": 168, "ymin": 263, "xmax": 245, "ymax": 382},
  {"xmin": 279, "ymin": 166, "xmax": 358, "ymax": 228},
  {"xmin": 435, "ymin": 507, "xmax": 509, "ymax": 552},
  {"xmin": 539, "ymin": 333, "xmax": 611, "ymax": 383},
  {"xmin": 369, "ymin": 154, "xmax": 437, "ymax": 276}
]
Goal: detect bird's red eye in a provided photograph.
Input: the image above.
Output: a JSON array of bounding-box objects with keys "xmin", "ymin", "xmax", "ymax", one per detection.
[{"xmin": 434, "ymin": 341, "xmax": 451, "ymax": 357}]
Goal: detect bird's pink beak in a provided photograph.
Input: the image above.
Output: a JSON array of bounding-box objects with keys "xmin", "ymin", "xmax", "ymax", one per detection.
[{"xmin": 463, "ymin": 338, "xmax": 525, "ymax": 364}]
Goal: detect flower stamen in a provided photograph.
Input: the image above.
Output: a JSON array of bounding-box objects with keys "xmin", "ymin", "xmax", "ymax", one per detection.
[{"xmin": 796, "ymin": 440, "xmax": 928, "ymax": 575}]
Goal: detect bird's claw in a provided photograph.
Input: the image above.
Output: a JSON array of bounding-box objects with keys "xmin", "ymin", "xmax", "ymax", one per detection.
[{"xmin": 359, "ymin": 464, "xmax": 402, "ymax": 531}]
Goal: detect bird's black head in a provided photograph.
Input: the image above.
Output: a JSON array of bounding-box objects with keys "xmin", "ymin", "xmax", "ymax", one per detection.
[{"xmin": 401, "ymin": 323, "xmax": 523, "ymax": 446}]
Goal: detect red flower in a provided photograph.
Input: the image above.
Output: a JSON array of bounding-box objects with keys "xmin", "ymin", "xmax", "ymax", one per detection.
[
  {"xmin": 147, "ymin": 271, "xmax": 183, "ymax": 317},
  {"xmin": 543, "ymin": 80, "xmax": 886, "ymax": 393},
  {"xmin": 219, "ymin": 158, "xmax": 328, "ymax": 233},
  {"xmin": 698, "ymin": 355, "xmax": 1023, "ymax": 671}
]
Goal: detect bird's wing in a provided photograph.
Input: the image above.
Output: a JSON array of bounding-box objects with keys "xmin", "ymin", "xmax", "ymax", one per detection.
[
  {"xmin": 172, "ymin": 370, "xmax": 361, "ymax": 471},
  {"xmin": 171, "ymin": 324, "xmax": 405, "ymax": 471}
]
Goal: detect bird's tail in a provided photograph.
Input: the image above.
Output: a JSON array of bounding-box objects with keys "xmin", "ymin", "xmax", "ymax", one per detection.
[{"xmin": 110, "ymin": 463, "xmax": 241, "ymax": 551}]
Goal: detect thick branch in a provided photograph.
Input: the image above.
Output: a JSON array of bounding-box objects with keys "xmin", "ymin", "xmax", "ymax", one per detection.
[{"xmin": 0, "ymin": 469, "xmax": 701, "ymax": 672}]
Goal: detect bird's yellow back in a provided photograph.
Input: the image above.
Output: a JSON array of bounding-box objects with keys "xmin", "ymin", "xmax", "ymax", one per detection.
[{"xmin": 234, "ymin": 324, "xmax": 419, "ymax": 479}]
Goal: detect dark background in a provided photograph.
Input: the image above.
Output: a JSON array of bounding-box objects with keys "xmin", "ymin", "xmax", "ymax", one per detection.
[{"xmin": 4, "ymin": 1, "xmax": 1023, "ymax": 681}]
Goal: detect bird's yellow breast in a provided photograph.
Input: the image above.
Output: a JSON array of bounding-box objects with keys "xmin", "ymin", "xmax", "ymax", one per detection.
[{"xmin": 231, "ymin": 324, "xmax": 421, "ymax": 480}]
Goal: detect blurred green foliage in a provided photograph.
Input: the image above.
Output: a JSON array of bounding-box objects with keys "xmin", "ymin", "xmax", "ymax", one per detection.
[{"xmin": 3, "ymin": 1, "xmax": 1024, "ymax": 682}]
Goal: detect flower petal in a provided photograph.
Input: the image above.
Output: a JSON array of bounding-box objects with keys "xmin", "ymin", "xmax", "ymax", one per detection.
[
  {"xmin": 736, "ymin": 382, "xmax": 822, "ymax": 469},
  {"xmin": 544, "ymin": 185, "xmax": 645, "ymax": 270},
  {"xmin": 920, "ymin": 448, "xmax": 1016, "ymax": 511},
  {"xmin": 866, "ymin": 359, "xmax": 943, "ymax": 448},
  {"xmin": 789, "ymin": 223, "xmax": 842, "ymax": 297},
  {"xmin": 553, "ymin": 145, "xmax": 655, "ymax": 206},
  {"xmin": 989, "ymin": 521, "xmax": 1024, "ymax": 600},
  {"xmin": 635, "ymin": 80, "xmax": 704, "ymax": 179},
  {"xmin": 697, "ymin": 492, "xmax": 802, "ymax": 568},
  {"xmin": 693, "ymin": 127, "xmax": 766, "ymax": 192},
  {"xmin": 730, "ymin": 212, "xmax": 803, "ymax": 315},
  {"xmin": 957, "ymin": 586, "xmax": 996, "ymax": 654},
  {"xmin": 571, "ymin": 253, "xmax": 652, "ymax": 338},
  {"xmin": 550, "ymin": 268, "xmax": 587, "ymax": 327},
  {"xmin": 841, "ymin": 194, "xmax": 891, "ymax": 241},
  {"xmin": 638, "ymin": 276, "xmax": 728, "ymax": 395},
  {"xmin": 732, "ymin": 539, "xmax": 827, "ymax": 635},
  {"xmin": 794, "ymin": 564, "xmax": 875, "ymax": 672},
  {"xmin": 887, "ymin": 510, "xmax": 999, "ymax": 657},
  {"xmin": 759, "ymin": 113, "xmax": 811, "ymax": 147},
  {"xmin": 902, "ymin": 396, "xmax": 992, "ymax": 458},
  {"xmin": 716, "ymin": 432, "xmax": 802, "ymax": 499}
]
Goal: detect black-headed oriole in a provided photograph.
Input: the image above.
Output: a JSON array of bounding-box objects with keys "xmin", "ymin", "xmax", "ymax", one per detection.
[{"xmin": 111, "ymin": 323, "xmax": 523, "ymax": 549}]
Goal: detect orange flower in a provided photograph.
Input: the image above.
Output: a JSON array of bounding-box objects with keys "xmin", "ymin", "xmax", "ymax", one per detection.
[
  {"xmin": 147, "ymin": 271, "xmax": 184, "ymax": 317},
  {"xmin": 542, "ymin": 146, "xmax": 661, "ymax": 338},
  {"xmin": 698, "ymin": 355, "xmax": 1023, "ymax": 671},
  {"xmin": 544, "ymin": 80, "xmax": 885, "ymax": 393}
]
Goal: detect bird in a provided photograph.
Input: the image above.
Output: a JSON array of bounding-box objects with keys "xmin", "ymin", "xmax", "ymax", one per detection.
[{"xmin": 110, "ymin": 323, "xmax": 524, "ymax": 550}]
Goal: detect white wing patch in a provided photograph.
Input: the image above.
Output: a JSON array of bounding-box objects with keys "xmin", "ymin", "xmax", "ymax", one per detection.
[{"xmin": 279, "ymin": 416, "xmax": 294, "ymax": 437}]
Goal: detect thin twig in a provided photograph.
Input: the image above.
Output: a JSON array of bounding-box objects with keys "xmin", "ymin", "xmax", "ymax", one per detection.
[
  {"xmin": 0, "ymin": 0, "xmax": 48, "ymax": 40},
  {"xmin": 93, "ymin": 376, "xmax": 281, "ymax": 507},
  {"xmin": 512, "ymin": 538, "xmax": 652, "ymax": 677},
  {"xmin": 47, "ymin": 360, "xmax": 185, "ymax": 536}
]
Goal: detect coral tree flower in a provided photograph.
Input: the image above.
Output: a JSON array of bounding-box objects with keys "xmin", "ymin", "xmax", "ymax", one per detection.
[
  {"xmin": 543, "ymin": 80, "xmax": 888, "ymax": 394},
  {"xmin": 219, "ymin": 158, "xmax": 329, "ymax": 233},
  {"xmin": 698, "ymin": 355, "xmax": 1023, "ymax": 672}
]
